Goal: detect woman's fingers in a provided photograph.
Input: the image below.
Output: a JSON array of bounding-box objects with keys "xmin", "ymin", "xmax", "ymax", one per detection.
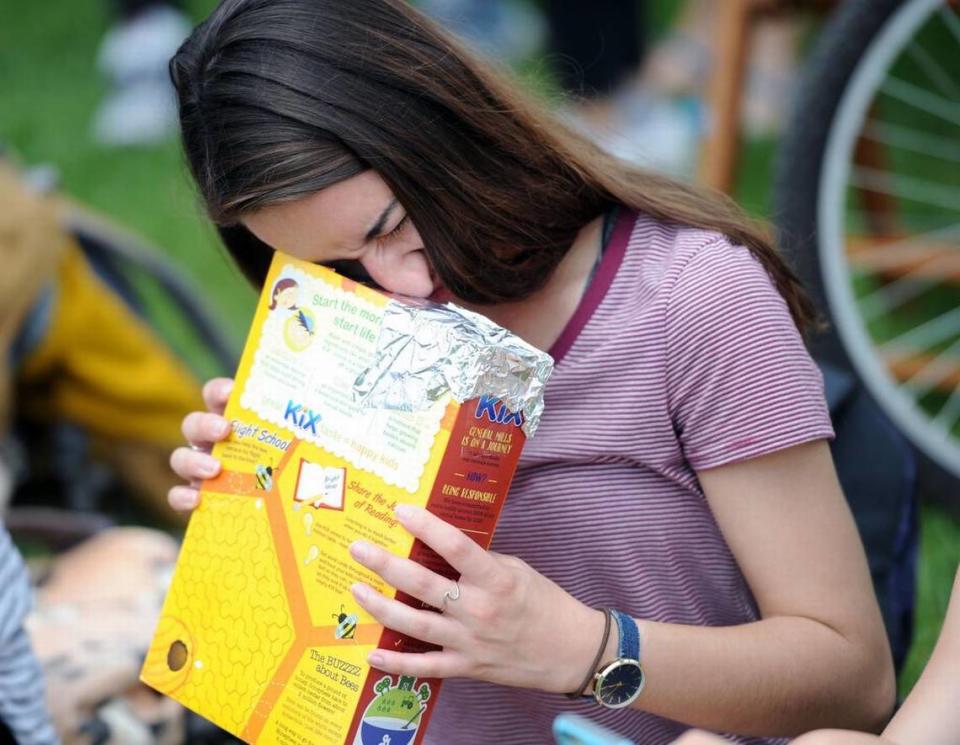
[
  {"xmin": 394, "ymin": 505, "xmax": 495, "ymax": 582},
  {"xmin": 349, "ymin": 541, "xmax": 452, "ymax": 612},
  {"xmin": 170, "ymin": 445, "xmax": 222, "ymax": 483},
  {"xmin": 350, "ymin": 582, "xmax": 457, "ymax": 648},
  {"xmin": 181, "ymin": 411, "xmax": 231, "ymax": 450},
  {"xmin": 168, "ymin": 485, "xmax": 201, "ymax": 512},
  {"xmin": 364, "ymin": 648, "xmax": 465, "ymax": 681},
  {"xmin": 168, "ymin": 378, "xmax": 233, "ymax": 515},
  {"xmin": 202, "ymin": 377, "xmax": 234, "ymax": 415}
]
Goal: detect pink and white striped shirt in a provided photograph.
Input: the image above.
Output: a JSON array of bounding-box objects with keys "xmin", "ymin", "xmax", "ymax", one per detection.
[{"xmin": 426, "ymin": 210, "xmax": 834, "ymax": 744}]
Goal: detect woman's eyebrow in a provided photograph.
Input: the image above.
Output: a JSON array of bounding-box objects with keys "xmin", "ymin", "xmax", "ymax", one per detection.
[{"xmin": 364, "ymin": 199, "xmax": 398, "ymax": 241}]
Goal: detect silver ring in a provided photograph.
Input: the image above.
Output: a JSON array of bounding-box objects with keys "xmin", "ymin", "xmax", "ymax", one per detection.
[
  {"xmin": 440, "ymin": 582, "xmax": 461, "ymax": 611},
  {"xmin": 189, "ymin": 443, "xmax": 204, "ymax": 452}
]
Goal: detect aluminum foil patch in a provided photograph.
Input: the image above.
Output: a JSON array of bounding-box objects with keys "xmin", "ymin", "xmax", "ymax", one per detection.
[{"xmin": 353, "ymin": 298, "xmax": 554, "ymax": 437}]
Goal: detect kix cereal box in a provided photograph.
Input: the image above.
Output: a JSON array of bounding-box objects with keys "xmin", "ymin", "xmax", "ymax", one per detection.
[{"xmin": 141, "ymin": 252, "xmax": 553, "ymax": 744}]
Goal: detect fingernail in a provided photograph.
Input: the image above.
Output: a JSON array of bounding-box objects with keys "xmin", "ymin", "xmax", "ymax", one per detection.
[
  {"xmin": 350, "ymin": 541, "xmax": 370, "ymax": 561},
  {"xmin": 221, "ymin": 380, "xmax": 234, "ymax": 398},
  {"xmin": 351, "ymin": 582, "xmax": 368, "ymax": 601},
  {"xmin": 394, "ymin": 504, "xmax": 415, "ymax": 521},
  {"xmin": 368, "ymin": 652, "xmax": 384, "ymax": 667},
  {"xmin": 198, "ymin": 457, "xmax": 220, "ymax": 477},
  {"xmin": 215, "ymin": 419, "xmax": 231, "ymax": 437},
  {"xmin": 176, "ymin": 492, "xmax": 198, "ymax": 511}
]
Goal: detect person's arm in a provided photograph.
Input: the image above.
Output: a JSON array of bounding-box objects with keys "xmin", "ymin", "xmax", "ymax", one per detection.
[
  {"xmin": 881, "ymin": 565, "xmax": 960, "ymax": 744},
  {"xmin": 599, "ymin": 440, "xmax": 894, "ymax": 735}
]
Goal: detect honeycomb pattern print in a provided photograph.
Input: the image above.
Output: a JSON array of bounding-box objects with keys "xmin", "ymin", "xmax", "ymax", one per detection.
[{"xmin": 147, "ymin": 494, "xmax": 295, "ymax": 735}]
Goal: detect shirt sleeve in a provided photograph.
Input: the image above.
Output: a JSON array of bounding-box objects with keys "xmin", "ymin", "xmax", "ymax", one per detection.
[{"xmin": 664, "ymin": 237, "xmax": 834, "ymax": 471}]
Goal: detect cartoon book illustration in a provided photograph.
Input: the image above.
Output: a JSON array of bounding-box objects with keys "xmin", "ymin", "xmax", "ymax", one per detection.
[{"xmin": 295, "ymin": 461, "xmax": 346, "ymax": 510}]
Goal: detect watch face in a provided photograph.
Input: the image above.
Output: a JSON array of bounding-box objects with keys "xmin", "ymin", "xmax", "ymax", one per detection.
[{"xmin": 596, "ymin": 661, "xmax": 644, "ymax": 709}]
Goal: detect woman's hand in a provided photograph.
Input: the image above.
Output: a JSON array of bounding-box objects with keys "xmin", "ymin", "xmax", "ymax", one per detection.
[
  {"xmin": 167, "ymin": 377, "xmax": 234, "ymax": 512},
  {"xmin": 348, "ymin": 504, "xmax": 605, "ymax": 693}
]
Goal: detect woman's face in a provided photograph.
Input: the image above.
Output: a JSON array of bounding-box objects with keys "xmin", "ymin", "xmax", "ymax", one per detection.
[
  {"xmin": 243, "ymin": 171, "xmax": 439, "ymax": 298},
  {"xmin": 276, "ymin": 286, "xmax": 299, "ymax": 309}
]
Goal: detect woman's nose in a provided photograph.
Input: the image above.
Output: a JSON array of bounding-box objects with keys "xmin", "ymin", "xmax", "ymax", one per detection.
[{"xmin": 360, "ymin": 247, "xmax": 434, "ymax": 298}]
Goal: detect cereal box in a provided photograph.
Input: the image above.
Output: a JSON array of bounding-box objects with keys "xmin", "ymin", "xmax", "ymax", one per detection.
[{"xmin": 141, "ymin": 252, "xmax": 553, "ymax": 744}]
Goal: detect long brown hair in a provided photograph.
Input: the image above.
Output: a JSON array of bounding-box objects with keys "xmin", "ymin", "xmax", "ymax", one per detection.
[{"xmin": 170, "ymin": 0, "xmax": 816, "ymax": 332}]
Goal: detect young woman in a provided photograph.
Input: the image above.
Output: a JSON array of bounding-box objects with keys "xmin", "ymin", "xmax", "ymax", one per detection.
[{"xmin": 166, "ymin": 1, "xmax": 895, "ymax": 741}]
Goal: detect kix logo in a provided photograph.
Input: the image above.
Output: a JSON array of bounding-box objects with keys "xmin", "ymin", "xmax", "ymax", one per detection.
[
  {"xmin": 474, "ymin": 395, "xmax": 523, "ymax": 427},
  {"xmin": 284, "ymin": 400, "xmax": 321, "ymax": 435}
]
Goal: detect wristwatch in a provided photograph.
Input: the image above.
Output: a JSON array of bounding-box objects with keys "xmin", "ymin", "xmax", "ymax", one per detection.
[{"xmin": 592, "ymin": 609, "xmax": 645, "ymax": 709}]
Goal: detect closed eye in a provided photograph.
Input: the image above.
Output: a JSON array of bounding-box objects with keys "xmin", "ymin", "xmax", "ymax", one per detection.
[
  {"xmin": 376, "ymin": 213, "xmax": 409, "ymax": 245},
  {"xmin": 319, "ymin": 213, "xmax": 408, "ymax": 289}
]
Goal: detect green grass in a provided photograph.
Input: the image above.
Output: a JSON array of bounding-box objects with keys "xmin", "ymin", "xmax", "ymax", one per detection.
[
  {"xmin": 901, "ymin": 503, "xmax": 960, "ymax": 695},
  {"xmin": 3, "ymin": 0, "xmax": 959, "ymax": 716}
]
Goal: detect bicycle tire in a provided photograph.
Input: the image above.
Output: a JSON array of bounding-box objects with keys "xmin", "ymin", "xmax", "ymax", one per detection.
[
  {"xmin": 773, "ymin": 0, "xmax": 960, "ymax": 499},
  {"xmin": 775, "ymin": 0, "xmax": 904, "ymax": 366}
]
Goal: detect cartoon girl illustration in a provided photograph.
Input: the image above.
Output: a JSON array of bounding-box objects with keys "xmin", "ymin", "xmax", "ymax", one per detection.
[{"xmin": 269, "ymin": 277, "xmax": 300, "ymax": 311}]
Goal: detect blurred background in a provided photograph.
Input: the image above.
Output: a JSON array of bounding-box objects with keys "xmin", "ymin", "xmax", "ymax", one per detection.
[{"xmin": 1, "ymin": 0, "xmax": 959, "ymax": 742}]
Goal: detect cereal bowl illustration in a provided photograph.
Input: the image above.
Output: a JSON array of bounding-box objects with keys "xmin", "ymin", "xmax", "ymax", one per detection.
[{"xmin": 356, "ymin": 675, "xmax": 430, "ymax": 745}]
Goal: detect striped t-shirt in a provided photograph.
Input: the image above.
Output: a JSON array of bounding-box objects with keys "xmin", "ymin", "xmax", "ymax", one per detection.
[
  {"xmin": 426, "ymin": 210, "xmax": 834, "ymax": 744},
  {"xmin": 0, "ymin": 527, "xmax": 58, "ymax": 745}
]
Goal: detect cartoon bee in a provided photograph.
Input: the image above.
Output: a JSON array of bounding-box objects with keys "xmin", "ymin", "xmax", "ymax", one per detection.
[
  {"xmin": 332, "ymin": 604, "xmax": 358, "ymax": 640},
  {"xmin": 255, "ymin": 464, "xmax": 274, "ymax": 491}
]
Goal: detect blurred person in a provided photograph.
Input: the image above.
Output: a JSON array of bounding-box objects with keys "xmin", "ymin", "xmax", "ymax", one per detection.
[
  {"xmin": 545, "ymin": 0, "xmax": 646, "ymax": 99},
  {"xmin": 92, "ymin": 1, "xmax": 191, "ymax": 146},
  {"xmin": 542, "ymin": 1, "xmax": 703, "ymax": 177},
  {"xmin": 418, "ymin": 0, "xmax": 701, "ymax": 176},
  {"xmin": 672, "ymin": 562, "xmax": 960, "ymax": 745},
  {"xmin": 420, "ymin": 0, "xmax": 700, "ymax": 176},
  {"xmin": 639, "ymin": 0, "xmax": 801, "ymax": 136},
  {"xmin": 0, "ymin": 512, "xmax": 58, "ymax": 745},
  {"xmin": 417, "ymin": 0, "xmax": 545, "ymax": 64},
  {"xmin": 547, "ymin": 0, "xmax": 801, "ymax": 177}
]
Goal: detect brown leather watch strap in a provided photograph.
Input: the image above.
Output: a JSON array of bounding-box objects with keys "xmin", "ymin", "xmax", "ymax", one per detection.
[{"xmin": 565, "ymin": 607, "xmax": 612, "ymax": 699}]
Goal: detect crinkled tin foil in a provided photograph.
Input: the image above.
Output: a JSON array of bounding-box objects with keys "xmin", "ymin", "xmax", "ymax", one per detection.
[{"xmin": 353, "ymin": 298, "xmax": 554, "ymax": 437}]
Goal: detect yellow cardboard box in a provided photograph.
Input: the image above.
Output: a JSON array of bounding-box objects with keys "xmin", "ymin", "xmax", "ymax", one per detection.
[{"xmin": 141, "ymin": 252, "xmax": 551, "ymax": 744}]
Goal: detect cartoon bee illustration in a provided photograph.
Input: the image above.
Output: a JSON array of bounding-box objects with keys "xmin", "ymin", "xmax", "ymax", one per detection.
[
  {"xmin": 332, "ymin": 604, "xmax": 358, "ymax": 640},
  {"xmin": 255, "ymin": 463, "xmax": 274, "ymax": 491}
]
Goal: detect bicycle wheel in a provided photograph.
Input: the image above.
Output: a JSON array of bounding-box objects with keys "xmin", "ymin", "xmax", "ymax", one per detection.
[{"xmin": 775, "ymin": 0, "xmax": 960, "ymax": 486}]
